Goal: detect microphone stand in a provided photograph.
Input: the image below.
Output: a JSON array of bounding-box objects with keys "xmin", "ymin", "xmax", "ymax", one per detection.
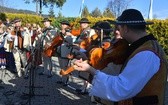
[{"xmin": 21, "ymin": 47, "xmax": 48, "ymax": 105}]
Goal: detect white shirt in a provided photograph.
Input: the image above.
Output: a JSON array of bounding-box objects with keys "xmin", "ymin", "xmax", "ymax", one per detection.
[{"xmin": 89, "ymin": 51, "xmax": 160, "ymax": 101}]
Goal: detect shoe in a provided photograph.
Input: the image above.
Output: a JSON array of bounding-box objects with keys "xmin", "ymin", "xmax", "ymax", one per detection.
[
  {"xmin": 63, "ymin": 82, "xmax": 69, "ymax": 86},
  {"xmin": 75, "ymin": 89, "xmax": 82, "ymax": 93},
  {"xmin": 47, "ymin": 75, "xmax": 52, "ymax": 78},
  {"xmin": 56, "ymin": 81, "xmax": 63, "ymax": 84},
  {"xmin": 24, "ymin": 75, "xmax": 29, "ymax": 79},
  {"xmin": 75, "ymin": 89, "xmax": 88, "ymax": 95},
  {"xmin": 80, "ymin": 91, "xmax": 89, "ymax": 95},
  {"xmin": 15, "ymin": 74, "xmax": 19, "ymax": 79},
  {"xmin": 9, "ymin": 70, "xmax": 17, "ymax": 74},
  {"xmin": 0, "ymin": 79, "xmax": 3, "ymax": 83},
  {"xmin": 38, "ymin": 72, "xmax": 44, "ymax": 75}
]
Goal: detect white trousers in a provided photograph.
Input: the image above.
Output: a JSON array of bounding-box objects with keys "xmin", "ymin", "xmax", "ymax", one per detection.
[
  {"xmin": 42, "ymin": 55, "xmax": 52, "ymax": 75},
  {"xmin": 13, "ymin": 50, "xmax": 27, "ymax": 75}
]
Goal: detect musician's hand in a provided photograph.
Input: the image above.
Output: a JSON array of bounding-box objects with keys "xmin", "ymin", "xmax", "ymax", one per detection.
[
  {"xmin": 74, "ymin": 59, "xmax": 97, "ymax": 75},
  {"xmin": 67, "ymin": 54, "xmax": 74, "ymax": 59},
  {"xmin": 73, "ymin": 59, "xmax": 90, "ymax": 72},
  {"xmin": 65, "ymin": 32, "xmax": 72, "ymax": 36}
]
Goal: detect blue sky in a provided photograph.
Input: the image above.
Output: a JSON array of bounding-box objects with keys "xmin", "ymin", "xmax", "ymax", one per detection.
[{"xmin": 3, "ymin": 0, "xmax": 168, "ymax": 19}]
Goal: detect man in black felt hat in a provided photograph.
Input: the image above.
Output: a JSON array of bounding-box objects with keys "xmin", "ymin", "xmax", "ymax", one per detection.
[
  {"xmin": 73, "ymin": 9, "xmax": 168, "ymax": 105},
  {"xmin": 39, "ymin": 17, "xmax": 58, "ymax": 78},
  {"xmin": 41, "ymin": 18, "xmax": 52, "ymax": 23},
  {"xmin": 7, "ymin": 17, "xmax": 28, "ymax": 78},
  {"xmin": 60, "ymin": 20, "xmax": 70, "ymax": 26},
  {"xmin": 74, "ymin": 18, "xmax": 95, "ymax": 44},
  {"xmin": 56, "ymin": 20, "xmax": 74, "ymax": 85}
]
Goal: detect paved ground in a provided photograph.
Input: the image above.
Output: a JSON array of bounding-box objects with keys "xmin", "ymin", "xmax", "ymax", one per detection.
[
  {"xmin": 0, "ymin": 57, "xmax": 95, "ymax": 105},
  {"xmin": 0, "ymin": 57, "xmax": 168, "ymax": 105}
]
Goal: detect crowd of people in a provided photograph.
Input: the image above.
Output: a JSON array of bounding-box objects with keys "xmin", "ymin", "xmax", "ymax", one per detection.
[{"xmin": 0, "ymin": 8, "xmax": 167, "ymax": 105}]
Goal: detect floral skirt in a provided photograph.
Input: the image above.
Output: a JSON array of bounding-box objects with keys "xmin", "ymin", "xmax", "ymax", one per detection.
[{"xmin": 0, "ymin": 47, "xmax": 6, "ymax": 67}]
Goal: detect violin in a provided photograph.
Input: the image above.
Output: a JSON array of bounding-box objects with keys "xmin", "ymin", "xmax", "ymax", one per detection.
[
  {"xmin": 60, "ymin": 39, "xmax": 129, "ymax": 76},
  {"xmin": 43, "ymin": 33, "xmax": 63, "ymax": 57},
  {"xmin": 89, "ymin": 39, "xmax": 129, "ymax": 70},
  {"xmin": 60, "ymin": 34, "xmax": 99, "ymax": 76},
  {"xmin": 79, "ymin": 33, "xmax": 99, "ymax": 50},
  {"xmin": 60, "ymin": 60, "xmax": 88, "ymax": 75},
  {"xmin": 71, "ymin": 28, "xmax": 81, "ymax": 36}
]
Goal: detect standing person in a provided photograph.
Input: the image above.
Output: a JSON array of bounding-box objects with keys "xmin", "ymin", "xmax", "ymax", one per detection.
[
  {"xmin": 56, "ymin": 20, "xmax": 74, "ymax": 85},
  {"xmin": 73, "ymin": 9, "xmax": 168, "ymax": 105},
  {"xmin": 7, "ymin": 18, "xmax": 27, "ymax": 77},
  {"xmin": 4, "ymin": 24, "xmax": 16, "ymax": 73},
  {"xmin": 69, "ymin": 18, "xmax": 96, "ymax": 94},
  {"xmin": 39, "ymin": 18, "xmax": 57, "ymax": 78},
  {"xmin": 74, "ymin": 18, "xmax": 95, "ymax": 48},
  {"xmin": 32, "ymin": 24, "xmax": 43, "ymax": 67},
  {"xmin": 0, "ymin": 21, "xmax": 7, "ymax": 69}
]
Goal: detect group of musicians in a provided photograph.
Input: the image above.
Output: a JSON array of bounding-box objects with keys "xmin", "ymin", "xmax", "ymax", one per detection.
[
  {"xmin": 1, "ymin": 17, "xmax": 116, "ymax": 81},
  {"xmin": 1, "ymin": 8, "xmax": 167, "ymax": 105}
]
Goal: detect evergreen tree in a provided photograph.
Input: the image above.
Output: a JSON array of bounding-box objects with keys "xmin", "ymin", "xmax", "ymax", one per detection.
[
  {"xmin": 57, "ymin": 11, "xmax": 64, "ymax": 18},
  {"xmin": 48, "ymin": 7, "xmax": 55, "ymax": 18},
  {"xmin": 103, "ymin": 8, "xmax": 115, "ymax": 18},
  {"xmin": 81, "ymin": 6, "xmax": 90, "ymax": 18},
  {"xmin": 91, "ymin": 7, "xmax": 102, "ymax": 17},
  {"xmin": 24, "ymin": 0, "xmax": 66, "ymax": 15}
]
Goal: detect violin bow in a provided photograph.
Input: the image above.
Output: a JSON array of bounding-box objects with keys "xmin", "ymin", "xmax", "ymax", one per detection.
[{"xmin": 100, "ymin": 29, "xmax": 103, "ymax": 47}]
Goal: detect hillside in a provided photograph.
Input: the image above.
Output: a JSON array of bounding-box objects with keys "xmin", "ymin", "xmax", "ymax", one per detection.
[{"xmin": 0, "ymin": 5, "xmax": 36, "ymax": 14}]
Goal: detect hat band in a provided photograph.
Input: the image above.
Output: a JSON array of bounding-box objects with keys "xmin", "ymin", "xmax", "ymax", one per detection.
[{"xmin": 117, "ymin": 20, "xmax": 146, "ymax": 24}]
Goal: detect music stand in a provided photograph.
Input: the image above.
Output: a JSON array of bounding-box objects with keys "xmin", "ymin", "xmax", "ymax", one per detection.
[{"xmin": 21, "ymin": 48, "xmax": 48, "ymax": 105}]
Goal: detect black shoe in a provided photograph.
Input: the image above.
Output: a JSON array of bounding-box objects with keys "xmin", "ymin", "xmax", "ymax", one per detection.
[
  {"xmin": 75, "ymin": 89, "xmax": 88, "ymax": 95},
  {"xmin": 75, "ymin": 89, "xmax": 82, "ymax": 93},
  {"xmin": 38, "ymin": 72, "xmax": 44, "ymax": 75},
  {"xmin": 63, "ymin": 83, "xmax": 69, "ymax": 87},
  {"xmin": 56, "ymin": 81, "xmax": 63, "ymax": 84},
  {"xmin": 24, "ymin": 75, "xmax": 29, "ymax": 79},
  {"xmin": 80, "ymin": 91, "xmax": 89, "ymax": 95},
  {"xmin": 0, "ymin": 79, "xmax": 2, "ymax": 83},
  {"xmin": 47, "ymin": 75, "xmax": 52, "ymax": 78},
  {"xmin": 15, "ymin": 74, "xmax": 19, "ymax": 78}
]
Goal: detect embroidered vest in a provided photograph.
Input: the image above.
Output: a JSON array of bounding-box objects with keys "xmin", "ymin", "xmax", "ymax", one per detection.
[
  {"xmin": 118, "ymin": 38, "xmax": 168, "ymax": 105},
  {"xmin": 9, "ymin": 28, "xmax": 24, "ymax": 50}
]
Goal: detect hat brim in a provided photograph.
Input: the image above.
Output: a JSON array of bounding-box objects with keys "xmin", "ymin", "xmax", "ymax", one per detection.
[
  {"xmin": 111, "ymin": 21, "xmax": 153, "ymax": 25},
  {"xmin": 13, "ymin": 20, "xmax": 21, "ymax": 23},
  {"xmin": 41, "ymin": 20, "xmax": 52, "ymax": 22},
  {"xmin": 61, "ymin": 22, "xmax": 70, "ymax": 26},
  {"xmin": 79, "ymin": 21, "xmax": 91, "ymax": 24},
  {"xmin": 94, "ymin": 27, "xmax": 113, "ymax": 32}
]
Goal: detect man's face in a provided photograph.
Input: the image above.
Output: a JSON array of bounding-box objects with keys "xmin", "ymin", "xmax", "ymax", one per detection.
[
  {"xmin": 117, "ymin": 25, "xmax": 125, "ymax": 38},
  {"xmin": 61, "ymin": 24, "xmax": 68, "ymax": 30},
  {"xmin": 61, "ymin": 24, "xmax": 69, "ymax": 34},
  {"xmin": 43, "ymin": 21, "xmax": 50, "ymax": 28},
  {"xmin": 15, "ymin": 21, "xmax": 21, "ymax": 27},
  {"xmin": 80, "ymin": 23, "xmax": 89, "ymax": 29}
]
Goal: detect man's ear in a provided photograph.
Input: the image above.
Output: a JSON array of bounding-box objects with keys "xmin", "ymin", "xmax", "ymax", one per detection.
[{"xmin": 123, "ymin": 25, "xmax": 128, "ymax": 34}]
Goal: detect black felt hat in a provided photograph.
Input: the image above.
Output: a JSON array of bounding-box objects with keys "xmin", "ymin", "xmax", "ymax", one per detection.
[
  {"xmin": 60, "ymin": 20, "xmax": 70, "ymax": 26},
  {"xmin": 79, "ymin": 18, "xmax": 91, "ymax": 24},
  {"xmin": 113, "ymin": 9, "xmax": 153, "ymax": 25},
  {"xmin": 13, "ymin": 18, "xmax": 21, "ymax": 23},
  {"xmin": 92, "ymin": 21, "xmax": 113, "ymax": 32},
  {"xmin": 42, "ymin": 18, "xmax": 52, "ymax": 22}
]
